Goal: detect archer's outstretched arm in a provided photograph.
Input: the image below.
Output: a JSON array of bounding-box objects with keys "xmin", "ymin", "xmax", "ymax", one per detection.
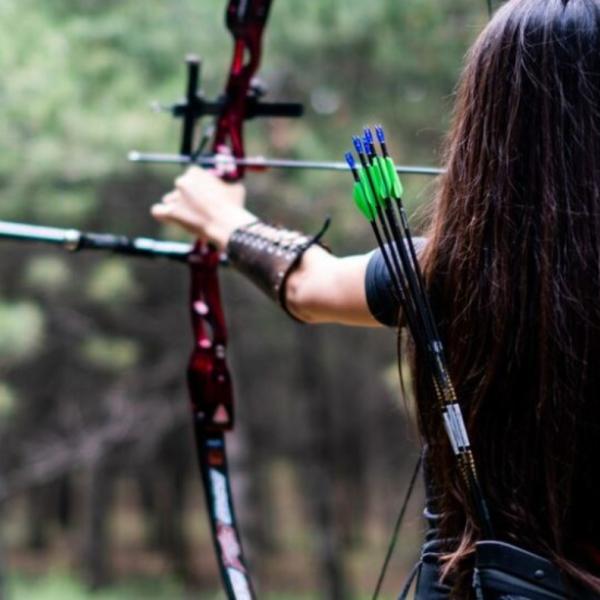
[
  {"xmin": 152, "ymin": 167, "xmax": 380, "ymax": 327},
  {"xmin": 284, "ymin": 248, "xmax": 376, "ymax": 326}
]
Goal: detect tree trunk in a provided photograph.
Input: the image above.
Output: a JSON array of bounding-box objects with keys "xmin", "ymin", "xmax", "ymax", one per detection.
[
  {"xmin": 295, "ymin": 326, "xmax": 350, "ymax": 600},
  {"xmin": 57, "ymin": 476, "xmax": 73, "ymax": 530},
  {"xmin": 26, "ymin": 487, "xmax": 49, "ymax": 551},
  {"xmin": 156, "ymin": 430, "xmax": 191, "ymax": 581},
  {"xmin": 82, "ymin": 458, "xmax": 113, "ymax": 589},
  {"xmin": 0, "ymin": 508, "xmax": 6, "ymax": 600}
]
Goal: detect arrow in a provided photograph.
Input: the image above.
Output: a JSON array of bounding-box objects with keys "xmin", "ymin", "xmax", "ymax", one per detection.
[{"xmin": 128, "ymin": 150, "xmax": 444, "ymax": 177}]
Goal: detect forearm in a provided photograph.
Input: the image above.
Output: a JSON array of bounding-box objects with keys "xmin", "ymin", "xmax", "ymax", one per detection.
[
  {"xmin": 284, "ymin": 247, "xmax": 379, "ymax": 326},
  {"xmin": 226, "ymin": 219, "xmax": 378, "ymax": 326}
]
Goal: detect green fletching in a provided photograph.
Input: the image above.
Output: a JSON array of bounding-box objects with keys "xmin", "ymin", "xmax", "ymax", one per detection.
[
  {"xmin": 352, "ymin": 182, "xmax": 373, "ymax": 220},
  {"xmin": 357, "ymin": 169, "xmax": 377, "ymax": 211},
  {"xmin": 384, "ymin": 157, "xmax": 404, "ymax": 198},
  {"xmin": 367, "ymin": 164, "xmax": 387, "ymax": 207},
  {"xmin": 376, "ymin": 157, "xmax": 392, "ymax": 195}
]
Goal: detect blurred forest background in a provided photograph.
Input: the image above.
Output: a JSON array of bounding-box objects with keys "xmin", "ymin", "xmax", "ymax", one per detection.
[{"xmin": 0, "ymin": 1, "xmax": 490, "ymax": 598}]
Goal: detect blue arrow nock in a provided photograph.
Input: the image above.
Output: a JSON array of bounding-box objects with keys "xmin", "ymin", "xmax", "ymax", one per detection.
[
  {"xmin": 352, "ymin": 135, "xmax": 364, "ymax": 155},
  {"xmin": 363, "ymin": 128, "xmax": 375, "ymax": 156},
  {"xmin": 344, "ymin": 151, "xmax": 356, "ymax": 170},
  {"xmin": 345, "ymin": 151, "xmax": 362, "ymax": 183}
]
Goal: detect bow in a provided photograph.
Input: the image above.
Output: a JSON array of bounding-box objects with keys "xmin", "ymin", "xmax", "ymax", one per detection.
[{"xmin": 163, "ymin": 2, "xmax": 304, "ymax": 597}]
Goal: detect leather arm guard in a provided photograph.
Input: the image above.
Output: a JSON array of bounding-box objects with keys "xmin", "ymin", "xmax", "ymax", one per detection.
[{"xmin": 226, "ymin": 218, "xmax": 330, "ymax": 320}]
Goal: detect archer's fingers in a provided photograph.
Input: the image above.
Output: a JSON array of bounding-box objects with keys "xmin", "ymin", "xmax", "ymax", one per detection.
[
  {"xmin": 175, "ymin": 166, "xmax": 214, "ymax": 190},
  {"xmin": 150, "ymin": 203, "xmax": 208, "ymax": 245},
  {"xmin": 151, "ymin": 202, "xmax": 174, "ymax": 220},
  {"xmin": 152, "ymin": 189, "xmax": 188, "ymax": 223},
  {"xmin": 161, "ymin": 190, "xmax": 179, "ymax": 204},
  {"xmin": 151, "ymin": 202, "xmax": 201, "ymax": 234}
]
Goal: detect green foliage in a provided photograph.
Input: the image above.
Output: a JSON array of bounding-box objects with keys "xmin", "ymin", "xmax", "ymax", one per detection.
[
  {"xmin": 0, "ymin": 0, "xmax": 488, "ymax": 227},
  {"xmin": 32, "ymin": 190, "xmax": 98, "ymax": 228},
  {"xmin": 0, "ymin": 301, "xmax": 45, "ymax": 364},
  {"xmin": 81, "ymin": 334, "xmax": 140, "ymax": 371},
  {"xmin": 0, "ymin": 380, "xmax": 17, "ymax": 419},
  {"xmin": 8, "ymin": 572, "xmax": 186, "ymax": 600},
  {"xmin": 23, "ymin": 256, "xmax": 72, "ymax": 294},
  {"xmin": 7, "ymin": 571, "xmax": 332, "ymax": 599},
  {"xmin": 85, "ymin": 259, "xmax": 140, "ymax": 305}
]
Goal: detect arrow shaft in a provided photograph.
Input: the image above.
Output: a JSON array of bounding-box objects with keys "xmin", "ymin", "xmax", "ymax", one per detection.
[{"xmin": 128, "ymin": 151, "xmax": 444, "ymax": 176}]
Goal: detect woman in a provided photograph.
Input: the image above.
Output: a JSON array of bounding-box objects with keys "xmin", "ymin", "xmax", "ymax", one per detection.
[{"xmin": 152, "ymin": 0, "xmax": 600, "ymax": 596}]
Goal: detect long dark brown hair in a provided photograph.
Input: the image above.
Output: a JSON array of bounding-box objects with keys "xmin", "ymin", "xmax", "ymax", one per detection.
[{"xmin": 417, "ymin": 0, "xmax": 600, "ymax": 595}]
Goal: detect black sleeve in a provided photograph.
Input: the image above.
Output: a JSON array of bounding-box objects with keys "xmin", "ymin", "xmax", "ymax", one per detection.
[{"xmin": 364, "ymin": 238, "xmax": 427, "ymax": 327}]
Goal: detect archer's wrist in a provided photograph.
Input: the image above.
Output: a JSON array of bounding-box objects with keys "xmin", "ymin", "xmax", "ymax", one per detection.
[
  {"xmin": 226, "ymin": 218, "xmax": 331, "ymax": 321},
  {"xmin": 207, "ymin": 208, "xmax": 257, "ymax": 251}
]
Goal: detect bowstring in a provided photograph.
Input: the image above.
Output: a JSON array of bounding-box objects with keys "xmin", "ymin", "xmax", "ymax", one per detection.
[
  {"xmin": 486, "ymin": 0, "xmax": 493, "ymax": 17},
  {"xmin": 371, "ymin": 452, "xmax": 423, "ymax": 600}
]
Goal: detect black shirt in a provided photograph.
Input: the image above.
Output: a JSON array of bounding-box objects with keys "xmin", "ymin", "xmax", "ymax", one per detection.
[{"xmin": 364, "ymin": 238, "xmax": 427, "ymax": 327}]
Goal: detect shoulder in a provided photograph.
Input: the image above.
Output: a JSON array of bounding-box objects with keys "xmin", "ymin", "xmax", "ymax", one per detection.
[{"xmin": 365, "ymin": 237, "xmax": 427, "ymax": 327}]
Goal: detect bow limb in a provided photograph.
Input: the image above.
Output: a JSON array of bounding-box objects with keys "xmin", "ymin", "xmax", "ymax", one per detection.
[{"xmin": 185, "ymin": 2, "xmax": 274, "ymax": 598}]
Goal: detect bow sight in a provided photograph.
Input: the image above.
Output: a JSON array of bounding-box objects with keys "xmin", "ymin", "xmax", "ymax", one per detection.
[
  {"xmin": 176, "ymin": 56, "xmax": 303, "ymax": 155},
  {"xmin": 134, "ymin": 54, "xmax": 303, "ymax": 164}
]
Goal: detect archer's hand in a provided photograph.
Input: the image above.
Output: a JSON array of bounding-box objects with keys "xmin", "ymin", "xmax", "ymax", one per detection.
[{"xmin": 152, "ymin": 166, "xmax": 256, "ymax": 250}]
